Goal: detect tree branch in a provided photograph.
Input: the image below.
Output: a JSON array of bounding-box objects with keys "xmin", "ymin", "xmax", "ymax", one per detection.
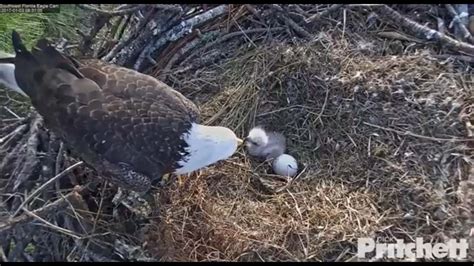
[
  {"xmin": 178, "ymin": 27, "xmax": 284, "ymax": 69},
  {"xmin": 0, "ymin": 185, "xmax": 87, "ymax": 233},
  {"xmin": 374, "ymin": 5, "xmax": 474, "ymax": 55},
  {"xmin": 101, "ymin": 9, "xmax": 157, "ymax": 62},
  {"xmin": 270, "ymin": 4, "xmax": 312, "ymax": 39},
  {"xmin": 445, "ymin": 4, "xmax": 474, "ymax": 44},
  {"xmin": 305, "ymin": 4, "xmax": 344, "ymax": 25},
  {"xmin": 134, "ymin": 4, "xmax": 229, "ymax": 71},
  {"xmin": 11, "ymin": 161, "xmax": 84, "ymax": 217},
  {"xmin": 78, "ymin": 4, "xmax": 146, "ymax": 17}
]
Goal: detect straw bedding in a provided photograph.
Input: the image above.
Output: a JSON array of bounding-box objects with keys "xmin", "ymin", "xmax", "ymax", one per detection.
[{"xmin": 141, "ymin": 32, "xmax": 472, "ymax": 261}]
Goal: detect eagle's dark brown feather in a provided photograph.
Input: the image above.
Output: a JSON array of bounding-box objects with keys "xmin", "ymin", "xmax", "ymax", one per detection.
[{"xmin": 12, "ymin": 32, "xmax": 201, "ymax": 192}]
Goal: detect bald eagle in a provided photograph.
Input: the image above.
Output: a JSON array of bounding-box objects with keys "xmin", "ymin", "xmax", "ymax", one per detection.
[{"xmin": 0, "ymin": 30, "xmax": 243, "ymax": 192}]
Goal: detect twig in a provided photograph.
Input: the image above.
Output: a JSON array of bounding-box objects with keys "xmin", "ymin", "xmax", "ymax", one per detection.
[
  {"xmin": 134, "ymin": 4, "xmax": 228, "ymax": 71},
  {"xmin": 1, "ymin": 118, "xmax": 24, "ymax": 124},
  {"xmin": 151, "ymin": 28, "xmax": 203, "ymax": 73},
  {"xmin": 3, "ymin": 106, "xmax": 22, "ymax": 119},
  {"xmin": 445, "ymin": 4, "xmax": 474, "ymax": 44},
  {"xmin": 160, "ymin": 33, "xmax": 209, "ymax": 74},
  {"xmin": 454, "ymin": 5, "xmax": 470, "ymax": 31},
  {"xmin": 21, "ymin": 207, "xmax": 82, "ymax": 239},
  {"xmin": 109, "ymin": 14, "xmax": 125, "ymax": 40},
  {"xmin": 274, "ymin": 164, "xmax": 308, "ymax": 193},
  {"xmin": 0, "ymin": 185, "xmax": 86, "ymax": 233},
  {"xmin": 78, "ymin": 13, "xmax": 109, "ymax": 56},
  {"xmin": 231, "ymin": 17, "xmax": 258, "ymax": 49},
  {"xmin": 346, "ymin": 4, "xmax": 385, "ymax": 8},
  {"xmin": 62, "ymin": 189, "xmax": 94, "ymax": 236},
  {"xmin": 78, "ymin": 4, "xmax": 146, "ymax": 17},
  {"xmin": 374, "ymin": 5, "xmax": 474, "ymax": 55},
  {"xmin": 363, "ymin": 122, "xmax": 474, "ymax": 143},
  {"xmin": 133, "ymin": 5, "xmax": 229, "ymax": 70},
  {"xmin": 109, "ymin": 13, "xmax": 165, "ymax": 66},
  {"xmin": 244, "ymin": 5, "xmax": 265, "ymax": 23},
  {"xmin": 436, "ymin": 17, "xmax": 446, "ymax": 36},
  {"xmin": 102, "ymin": 8, "xmax": 157, "ymax": 62},
  {"xmin": 0, "ymin": 246, "xmax": 7, "ymax": 262},
  {"xmin": 11, "ymin": 161, "xmax": 84, "ymax": 217},
  {"xmin": 54, "ymin": 141, "xmax": 65, "ymax": 192},
  {"xmin": 0, "ymin": 126, "xmax": 29, "ymax": 181},
  {"xmin": 6, "ymin": 116, "xmax": 43, "ymax": 192},
  {"xmin": 22, "ymin": 252, "xmax": 34, "ymax": 262},
  {"xmin": 431, "ymin": 53, "xmax": 474, "ymax": 63},
  {"xmin": 151, "ymin": 4, "xmax": 183, "ymax": 12},
  {"xmin": 305, "ymin": 4, "xmax": 344, "ymax": 24},
  {"xmin": 270, "ymin": 4, "xmax": 312, "ymax": 39},
  {"xmin": 377, "ymin": 31, "xmax": 426, "ymax": 43},
  {"xmin": 8, "ymin": 228, "xmax": 31, "ymax": 261},
  {"xmin": 55, "ymin": 142, "xmax": 65, "ymax": 177},
  {"xmin": 0, "ymin": 124, "xmax": 27, "ymax": 145},
  {"xmin": 115, "ymin": 14, "xmax": 131, "ymax": 41},
  {"xmin": 178, "ymin": 27, "xmax": 284, "ymax": 69},
  {"xmin": 257, "ymin": 105, "xmax": 315, "ymax": 118},
  {"xmin": 312, "ymin": 82, "xmax": 329, "ymax": 125}
]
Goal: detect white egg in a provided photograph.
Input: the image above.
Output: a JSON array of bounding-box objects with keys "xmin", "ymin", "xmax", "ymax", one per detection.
[{"xmin": 272, "ymin": 154, "xmax": 298, "ymax": 177}]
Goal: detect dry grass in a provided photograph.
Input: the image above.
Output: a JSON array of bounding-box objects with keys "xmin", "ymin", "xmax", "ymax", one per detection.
[
  {"xmin": 143, "ymin": 31, "xmax": 473, "ymax": 261},
  {"xmin": 1, "ymin": 11, "xmax": 472, "ymax": 261}
]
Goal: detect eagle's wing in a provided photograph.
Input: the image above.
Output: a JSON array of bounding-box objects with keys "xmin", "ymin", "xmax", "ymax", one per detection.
[
  {"xmin": 12, "ymin": 32, "xmax": 198, "ymax": 191},
  {"xmin": 75, "ymin": 58, "xmax": 200, "ymax": 122},
  {"xmin": 70, "ymin": 59, "xmax": 201, "ymax": 172}
]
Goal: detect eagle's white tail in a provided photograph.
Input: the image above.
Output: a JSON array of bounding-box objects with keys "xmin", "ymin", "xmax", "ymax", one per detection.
[{"xmin": 0, "ymin": 62, "xmax": 27, "ymax": 97}]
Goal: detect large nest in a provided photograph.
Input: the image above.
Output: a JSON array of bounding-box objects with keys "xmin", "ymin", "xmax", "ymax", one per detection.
[
  {"xmin": 141, "ymin": 32, "xmax": 473, "ymax": 261},
  {"xmin": 0, "ymin": 4, "xmax": 473, "ymax": 262}
]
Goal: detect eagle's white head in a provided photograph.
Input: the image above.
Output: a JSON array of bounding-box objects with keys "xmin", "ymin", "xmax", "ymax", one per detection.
[{"xmin": 174, "ymin": 123, "xmax": 243, "ymax": 174}]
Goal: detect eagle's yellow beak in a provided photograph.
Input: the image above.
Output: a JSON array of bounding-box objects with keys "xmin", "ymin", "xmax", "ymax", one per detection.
[{"xmin": 236, "ymin": 138, "xmax": 244, "ymax": 145}]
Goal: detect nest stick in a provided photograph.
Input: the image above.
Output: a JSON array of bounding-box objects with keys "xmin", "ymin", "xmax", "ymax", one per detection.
[
  {"xmin": 0, "ymin": 185, "xmax": 86, "ymax": 233},
  {"xmin": 374, "ymin": 5, "xmax": 474, "ymax": 55},
  {"xmin": 270, "ymin": 4, "xmax": 311, "ymax": 39},
  {"xmin": 134, "ymin": 5, "xmax": 228, "ymax": 71},
  {"xmin": 102, "ymin": 8, "xmax": 157, "ymax": 62},
  {"xmin": 363, "ymin": 122, "xmax": 474, "ymax": 142},
  {"xmin": 21, "ymin": 207, "xmax": 81, "ymax": 239},
  {"xmin": 11, "ymin": 161, "xmax": 84, "ymax": 217},
  {"xmin": 305, "ymin": 4, "xmax": 344, "ymax": 24},
  {"xmin": 78, "ymin": 4, "xmax": 147, "ymax": 17},
  {"xmin": 445, "ymin": 4, "xmax": 474, "ymax": 44}
]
